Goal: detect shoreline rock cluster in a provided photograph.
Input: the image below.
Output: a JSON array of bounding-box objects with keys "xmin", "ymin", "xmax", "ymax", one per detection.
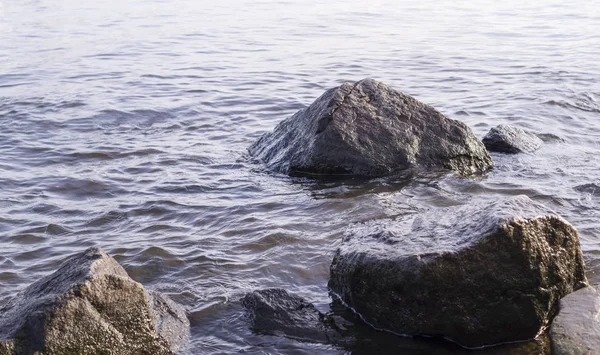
[
  {"xmin": 246, "ymin": 78, "xmax": 593, "ymax": 353},
  {"xmin": 0, "ymin": 78, "xmax": 592, "ymax": 354}
]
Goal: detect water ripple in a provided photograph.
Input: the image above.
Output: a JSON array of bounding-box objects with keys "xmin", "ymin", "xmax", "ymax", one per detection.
[{"xmin": 0, "ymin": 0, "xmax": 599, "ymax": 353}]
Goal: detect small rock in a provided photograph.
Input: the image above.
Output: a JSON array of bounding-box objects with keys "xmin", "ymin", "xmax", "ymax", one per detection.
[
  {"xmin": 551, "ymin": 284, "xmax": 600, "ymax": 355},
  {"xmin": 482, "ymin": 124, "xmax": 543, "ymax": 154},
  {"xmin": 241, "ymin": 288, "xmax": 340, "ymax": 343},
  {"xmin": 0, "ymin": 247, "xmax": 189, "ymax": 355},
  {"xmin": 574, "ymin": 183, "xmax": 600, "ymax": 196},
  {"xmin": 536, "ymin": 133, "xmax": 564, "ymax": 143},
  {"xmin": 249, "ymin": 78, "xmax": 493, "ymax": 177},
  {"xmin": 329, "ymin": 195, "xmax": 587, "ymax": 348}
]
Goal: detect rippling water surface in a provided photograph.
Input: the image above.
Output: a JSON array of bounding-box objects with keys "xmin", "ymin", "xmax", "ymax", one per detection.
[{"xmin": 1, "ymin": 0, "xmax": 599, "ymax": 353}]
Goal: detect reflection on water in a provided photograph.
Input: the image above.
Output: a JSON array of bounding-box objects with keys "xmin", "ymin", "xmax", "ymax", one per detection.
[{"xmin": 1, "ymin": 0, "xmax": 599, "ymax": 353}]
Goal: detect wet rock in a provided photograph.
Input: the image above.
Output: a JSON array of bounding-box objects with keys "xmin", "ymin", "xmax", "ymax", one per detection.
[
  {"xmin": 0, "ymin": 247, "xmax": 189, "ymax": 355},
  {"xmin": 574, "ymin": 183, "xmax": 600, "ymax": 196},
  {"xmin": 329, "ymin": 195, "xmax": 587, "ymax": 348},
  {"xmin": 536, "ymin": 133, "xmax": 564, "ymax": 143},
  {"xmin": 249, "ymin": 78, "xmax": 493, "ymax": 177},
  {"xmin": 482, "ymin": 124, "xmax": 543, "ymax": 154},
  {"xmin": 241, "ymin": 288, "xmax": 340, "ymax": 343},
  {"xmin": 550, "ymin": 284, "xmax": 600, "ymax": 355}
]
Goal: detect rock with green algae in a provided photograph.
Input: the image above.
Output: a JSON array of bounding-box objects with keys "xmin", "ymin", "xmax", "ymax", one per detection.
[
  {"xmin": 0, "ymin": 247, "xmax": 189, "ymax": 355},
  {"xmin": 329, "ymin": 195, "xmax": 587, "ymax": 348}
]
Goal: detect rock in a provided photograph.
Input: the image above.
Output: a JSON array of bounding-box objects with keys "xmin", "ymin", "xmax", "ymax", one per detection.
[
  {"xmin": 574, "ymin": 183, "xmax": 600, "ymax": 196},
  {"xmin": 482, "ymin": 125, "xmax": 543, "ymax": 154},
  {"xmin": 249, "ymin": 78, "xmax": 493, "ymax": 177},
  {"xmin": 241, "ymin": 288, "xmax": 340, "ymax": 343},
  {"xmin": 0, "ymin": 247, "xmax": 189, "ymax": 355},
  {"xmin": 550, "ymin": 284, "xmax": 600, "ymax": 355},
  {"xmin": 536, "ymin": 133, "xmax": 564, "ymax": 143},
  {"xmin": 329, "ymin": 195, "xmax": 587, "ymax": 348}
]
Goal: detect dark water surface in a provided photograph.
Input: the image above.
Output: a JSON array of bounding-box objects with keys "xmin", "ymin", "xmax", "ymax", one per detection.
[{"xmin": 1, "ymin": 0, "xmax": 599, "ymax": 353}]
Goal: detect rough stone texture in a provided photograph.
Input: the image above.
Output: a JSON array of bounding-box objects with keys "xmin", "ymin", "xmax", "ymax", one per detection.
[
  {"xmin": 0, "ymin": 247, "xmax": 189, "ymax": 355},
  {"xmin": 551, "ymin": 284, "xmax": 600, "ymax": 355},
  {"xmin": 482, "ymin": 124, "xmax": 543, "ymax": 154},
  {"xmin": 329, "ymin": 195, "xmax": 587, "ymax": 348},
  {"xmin": 249, "ymin": 78, "xmax": 493, "ymax": 177},
  {"xmin": 241, "ymin": 288, "xmax": 340, "ymax": 343}
]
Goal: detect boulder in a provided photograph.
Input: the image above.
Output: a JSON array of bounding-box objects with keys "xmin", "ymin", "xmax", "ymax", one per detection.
[
  {"xmin": 0, "ymin": 247, "xmax": 189, "ymax": 355},
  {"xmin": 482, "ymin": 125, "xmax": 543, "ymax": 154},
  {"xmin": 241, "ymin": 288, "xmax": 340, "ymax": 343},
  {"xmin": 550, "ymin": 284, "xmax": 600, "ymax": 355},
  {"xmin": 249, "ymin": 78, "xmax": 493, "ymax": 177},
  {"xmin": 329, "ymin": 195, "xmax": 587, "ymax": 348}
]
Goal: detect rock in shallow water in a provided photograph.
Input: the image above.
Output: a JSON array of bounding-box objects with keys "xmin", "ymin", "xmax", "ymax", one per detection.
[
  {"xmin": 249, "ymin": 78, "xmax": 493, "ymax": 177},
  {"xmin": 241, "ymin": 288, "xmax": 340, "ymax": 343},
  {"xmin": 0, "ymin": 247, "xmax": 189, "ymax": 355},
  {"xmin": 574, "ymin": 183, "xmax": 600, "ymax": 196},
  {"xmin": 328, "ymin": 195, "xmax": 587, "ymax": 348},
  {"xmin": 550, "ymin": 284, "xmax": 600, "ymax": 355},
  {"xmin": 482, "ymin": 124, "xmax": 543, "ymax": 154}
]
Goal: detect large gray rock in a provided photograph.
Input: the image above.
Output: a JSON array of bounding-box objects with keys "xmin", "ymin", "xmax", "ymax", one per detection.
[
  {"xmin": 329, "ymin": 195, "xmax": 587, "ymax": 348},
  {"xmin": 0, "ymin": 247, "xmax": 189, "ymax": 355},
  {"xmin": 249, "ymin": 78, "xmax": 493, "ymax": 177},
  {"xmin": 482, "ymin": 124, "xmax": 543, "ymax": 154},
  {"xmin": 551, "ymin": 284, "xmax": 600, "ymax": 355},
  {"xmin": 241, "ymin": 288, "xmax": 340, "ymax": 343}
]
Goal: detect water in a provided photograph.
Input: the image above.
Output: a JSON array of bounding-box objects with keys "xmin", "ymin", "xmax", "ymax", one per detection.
[{"xmin": 1, "ymin": 0, "xmax": 599, "ymax": 353}]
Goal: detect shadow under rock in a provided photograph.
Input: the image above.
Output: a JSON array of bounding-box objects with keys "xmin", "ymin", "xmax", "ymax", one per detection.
[{"xmin": 328, "ymin": 297, "xmax": 551, "ymax": 355}]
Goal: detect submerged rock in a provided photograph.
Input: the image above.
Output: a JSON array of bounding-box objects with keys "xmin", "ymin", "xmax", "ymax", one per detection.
[
  {"xmin": 536, "ymin": 132, "xmax": 564, "ymax": 143},
  {"xmin": 574, "ymin": 183, "xmax": 600, "ymax": 196},
  {"xmin": 241, "ymin": 288, "xmax": 340, "ymax": 343},
  {"xmin": 482, "ymin": 124, "xmax": 543, "ymax": 154},
  {"xmin": 550, "ymin": 284, "xmax": 600, "ymax": 355},
  {"xmin": 329, "ymin": 195, "xmax": 587, "ymax": 348},
  {"xmin": 0, "ymin": 247, "xmax": 189, "ymax": 355},
  {"xmin": 249, "ymin": 78, "xmax": 492, "ymax": 177}
]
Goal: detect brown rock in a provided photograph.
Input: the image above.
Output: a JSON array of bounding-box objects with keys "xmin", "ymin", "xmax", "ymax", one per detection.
[{"xmin": 0, "ymin": 247, "xmax": 189, "ymax": 354}]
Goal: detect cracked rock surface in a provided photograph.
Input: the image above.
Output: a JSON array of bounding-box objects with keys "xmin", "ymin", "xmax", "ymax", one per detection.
[
  {"xmin": 0, "ymin": 247, "xmax": 189, "ymax": 355},
  {"xmin": 329, "ymin": 195, "xmax": 587, "ymax": 348},
  {"xmin": 249, "ymin": 78, "xmax": 493, "ymax": 177}
]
